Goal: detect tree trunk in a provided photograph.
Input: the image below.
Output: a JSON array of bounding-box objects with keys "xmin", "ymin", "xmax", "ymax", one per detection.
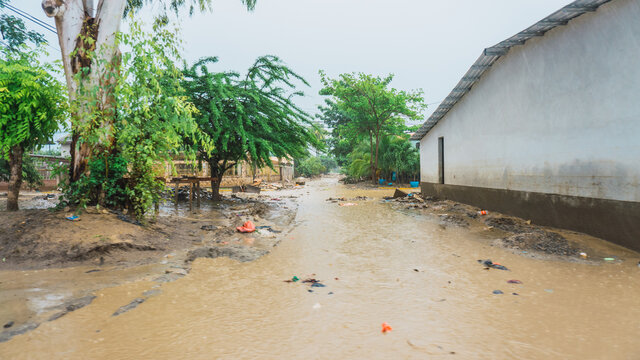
[
  {"xmin": 7, "ymin": 145, "xmax": 24, "ymax": 211},
  {"xmin": 369, "ymin": 133, "xmax": 375, "ymax": 184},
  {"xmin": 373, "ymin": 131, "xmax": 381, "ymax": 185},
  {"xmin": 208, "ymin": 162, "xmax": 224, "ymax": 200},
  {"xmin": 43, "ymin": 0, "xmax": 127, "ymax": 182}
]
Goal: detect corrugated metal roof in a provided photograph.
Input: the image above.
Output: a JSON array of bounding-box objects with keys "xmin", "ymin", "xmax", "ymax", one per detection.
[{"xmin": 411, "ymin": 0, "xmax": 613, "ymax": 141}]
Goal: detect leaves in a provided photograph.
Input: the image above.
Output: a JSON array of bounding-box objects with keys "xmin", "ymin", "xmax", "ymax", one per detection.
[
  {"xmin": 182, "ymin": 54, "xmax": 320, "ymax": 196},
  {"xmin": 319, "ymin": 71, "xmax": 425, "ymax": 182},
  {"xmin": 0, "ymin": 48, "xmax": 67, "ymax": 159}
]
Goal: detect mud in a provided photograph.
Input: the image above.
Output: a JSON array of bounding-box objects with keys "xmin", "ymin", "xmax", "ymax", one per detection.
[
  {"xmin": 0, "ymin": 177, "xmax": 639, "ymax": 359},
  {"xmin": 0, "ymin": 193, "xmax": 295, "ymax": 270},
  {"xmin": 388, "ymin": 194, "xmax": 585, "ymax": 257}
]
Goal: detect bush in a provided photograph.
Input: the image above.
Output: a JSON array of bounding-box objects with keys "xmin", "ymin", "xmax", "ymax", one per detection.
[
  {"xmin": 295, "ymin": 157, "xmax": 326, "ymax": 178},
  {"xmin": 318, "ymin": 155, "xmax": 338, "ymax": 173}
]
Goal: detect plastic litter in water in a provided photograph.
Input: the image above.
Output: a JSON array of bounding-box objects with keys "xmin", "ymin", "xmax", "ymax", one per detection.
[
  {"xmin": 580, "ymin": 252, "xmax": 588, "ymax": 259},
  {"xmin": 66, "ymin": 215, "xmax": 80, "ymax": 221}
]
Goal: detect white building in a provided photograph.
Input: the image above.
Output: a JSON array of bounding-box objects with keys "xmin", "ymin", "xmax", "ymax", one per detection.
[{"xmin": 411, "ymin": 0, "xmax": 640, "ymax": 251}]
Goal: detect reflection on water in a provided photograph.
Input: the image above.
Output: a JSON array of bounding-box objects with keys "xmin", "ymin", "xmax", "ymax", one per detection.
[{"xmin": 1, "ymin": 177, "xmax": 639, "ymax": 359}]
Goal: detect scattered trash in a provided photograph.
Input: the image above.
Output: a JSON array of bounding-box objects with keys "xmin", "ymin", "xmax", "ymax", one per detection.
[
  {"xmin": 313, "ymin": 303, "xmax": 322, "ymax": 310},
  {"xmin": 1, "ymin": 258, "xmax": 5, "ymax": 262},
  {"xmin": 201, "ymin": 225, "xmax": 219, "ymax": 231},
  {"xmin": 512, "ymin": 293, "xmax": 519, "ymax": 296},
  {"xmin": 308, "ymin": 289, "xmax": 313, "ymax": 293},
  {"xmin": 338, "ymin": 203, "xmax": 357, "ymax": 207},
  {"xmin": 328, "ymin": 292, "xmax": 334, "ymax": 295},
  {"xmin": 478, "ymin": 259, "xmax": 509, "ymax": 271},
  {"xmin": 3, "ymin": 321, "xmax": 14, "ymax": 329},
  {"xmin": 255, "ymin": 225, "xmax": 282, "ymax": 234},
  {"xmin": 478, "ymin": 210, "xmax": 488, "ymax": 215},
  {"xmin": 85, "ymin": 269, "xmax": 101, "ymax": 274},
  {"xmin": 236, "ymin": 221, "xmax": 256, "ymax": 233},
  {"xmin": 579, "ymin": 252, "xmax": 588, "ymax": 259},
  {"xmin": 311, "ymin": 283, "xmax": 326, "ymax": 288},
  {"xmin": 492, "ymin": 290, "xmax": 504, "ymax": 295},
  {"xmin": 381, "ymin": 322, "xmax": 393, "ymax": 334},
  {"xmin": 302, "ymin": 278, "xmax": 320, "ymax": 284},
  {"xmin": 603, "ymin": 257, "xmax": 615, "ymax": 261},
  {"xmin": 334, "ymin": 277, "xmax": 339, "ymax": 280},
  {"xmin": 507, "ymin": 280, "xmax": 523, "ymax": 284},
  {"xmin": 544, "ymin": 289, "xmax": 554, "ymax": 293},
  {"xmin": 393, "ymin": 188, "xmax": 408, "ymax": 198},
  {"xmin": 326, "ymin": 197, "xmax": 346, "ymax": 202},
  {"xmin": 413, "ymin": 269, "xmax": 420, "ymax": 272},
  {"xmin": 66, "ymin": 215, "xmax": 80, "ymax": 221},
  {"xmin": 284, "ymin": 276, "xmax": 300, "ymax": 283}
]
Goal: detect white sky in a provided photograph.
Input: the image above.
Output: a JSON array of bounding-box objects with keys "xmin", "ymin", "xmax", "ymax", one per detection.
[{"xmin": 14, "ymin": 0, "xmax": 574, "ymax": 123}]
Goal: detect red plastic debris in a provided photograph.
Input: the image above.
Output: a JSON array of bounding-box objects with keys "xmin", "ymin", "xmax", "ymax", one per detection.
[
  {"xmin": 236, "ymin": 221, "xmax": 256, "ymax": 233},
  {"xmin": 381, "ymin": 322, "xmax": 392, "ymax": 334}
]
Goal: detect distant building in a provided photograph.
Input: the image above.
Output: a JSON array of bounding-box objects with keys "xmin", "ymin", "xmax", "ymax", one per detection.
[
  {"xmin": 57, "ymin": 135, "xmax": 72, "ymax": 158},
  {"xmin": 411, "ymin": 0, "xmax": 640, "ymax": 250}
]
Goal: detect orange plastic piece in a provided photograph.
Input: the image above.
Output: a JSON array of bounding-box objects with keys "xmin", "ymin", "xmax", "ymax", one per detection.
[
  {"xmin": 381, "ymin": 322, "xmax": 392, "ymax": 334},
  {"xmin": 236, "ymin": 220, "xmax": 256, "ymax": 233},
  {"xmin": 479, "ymin": 210, "xmax": 488, "ymax": 215}
]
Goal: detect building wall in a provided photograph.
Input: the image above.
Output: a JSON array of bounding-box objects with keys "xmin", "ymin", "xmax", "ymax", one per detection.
[{"xmin": 420, "ymin": 0, "xmax": 640, "ymax": 203}]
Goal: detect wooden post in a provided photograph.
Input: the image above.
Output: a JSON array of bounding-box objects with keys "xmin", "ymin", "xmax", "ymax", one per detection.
[
  {"xmin": 196, "ymin": 181, "xmax": 201, "ymax": 207},
  {"xmin": 174, "ymin": 181, "xmax": 179, "ymax": 207},
  {"xmin": 189, "ymin": 181, "xmax": 193, "ymax": 210}
]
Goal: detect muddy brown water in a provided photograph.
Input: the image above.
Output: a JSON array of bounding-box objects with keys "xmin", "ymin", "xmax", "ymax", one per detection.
[{"xmin": 1, "ymin": 177, "xmax": 639, "ymax": 359}]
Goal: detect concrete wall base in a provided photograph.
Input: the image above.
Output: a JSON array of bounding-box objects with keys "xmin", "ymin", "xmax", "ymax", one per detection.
[{"xmin": 420, "ymin": 182, "xmax": 640, "ymax": 252}]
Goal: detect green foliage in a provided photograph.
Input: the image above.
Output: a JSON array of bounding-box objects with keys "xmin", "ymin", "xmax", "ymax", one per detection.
[
  {"xmin": 0, "ymin": 154, "xmax": 42, "ymax": 187},
  {"xmin": 318, "ymin": 155, "xmax": 338, "ymax": 173},
  {"xmin": 295, "ymin": 157, "xmax": 326, "ymax": 178},
  {"xmin": 182, "ymin": 55, "xmax": 320, "ymax": 196},
  {"xmin": 124, "ymin": 0, "xmax": 256, "ymax": 17},
  {"xmin": 319, "ymin": 71, "xmax": 425, "ymax": 182},
  {"xmin": 0, "ymin": 1, "xmax": 45, "ymax": 53},
  {"xmin": 64, "ymin": 20, "xmax": 196, "ymax": 218},
  {"xmin": 0, "ymin": 48, "xmax": 67, "ymax": 160},
  {"xmin": 378, "ymin": 136, "xmax": 419, "ymax": 182},
  {"xmin": 60, "ymin": 154, "xmax": 129, "ymax": 210}
]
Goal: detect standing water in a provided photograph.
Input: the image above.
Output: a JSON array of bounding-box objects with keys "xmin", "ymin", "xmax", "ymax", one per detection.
[{"xmin": 1, "ymin": 177, "xmax": 639, "ymax": 359}]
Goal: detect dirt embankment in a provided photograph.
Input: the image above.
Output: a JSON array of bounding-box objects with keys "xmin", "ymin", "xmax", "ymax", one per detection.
[
  {"xmin": 0, "ymin": 194, "xmax": 298, "ymax": 271},
  {"xmin": 387, "ymin": 193, "xmax": 582, "ymax": 258}
]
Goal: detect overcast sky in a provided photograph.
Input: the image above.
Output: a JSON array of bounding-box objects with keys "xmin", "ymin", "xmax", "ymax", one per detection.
[{"xmin": 14, "ymin": 0, "xmax": 573, "ymax": 122}]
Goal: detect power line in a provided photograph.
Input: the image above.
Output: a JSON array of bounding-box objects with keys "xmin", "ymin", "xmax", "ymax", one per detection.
[{"xmin": 3, "ymin": 4, "xmax": 57, "ymax": 34}]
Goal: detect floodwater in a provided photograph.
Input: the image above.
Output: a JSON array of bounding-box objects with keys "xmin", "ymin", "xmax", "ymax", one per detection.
[{"xmin": 1, "ymin": 177, "xmax": 639, "ymax": 359}]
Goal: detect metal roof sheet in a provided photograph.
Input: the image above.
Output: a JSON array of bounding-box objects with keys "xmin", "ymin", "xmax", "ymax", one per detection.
[{"xmin": 411, "ymin": 0, "xmax": 613, "ymax": 141}]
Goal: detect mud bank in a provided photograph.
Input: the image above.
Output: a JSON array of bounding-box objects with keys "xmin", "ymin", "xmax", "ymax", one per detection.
[
  {"xmin": 0, "ymin": 190, "xmax": 300, "ymax": 343},
  {"xmin": 386, "ymin": 192, "xmax": 628, "ymax": 261},
  {"xmin": 0, "ymin": 193, "xmax": 297, "ymax": 270}
]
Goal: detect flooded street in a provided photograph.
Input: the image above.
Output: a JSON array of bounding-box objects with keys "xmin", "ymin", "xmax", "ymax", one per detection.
[{"xmin": 1, "ymin": 177, "xmax": 639, "ymax": 359}]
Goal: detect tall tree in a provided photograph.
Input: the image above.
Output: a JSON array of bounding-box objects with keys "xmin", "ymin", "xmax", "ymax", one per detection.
[
  {"xmin": 182, "ymin": 55, "xmax": 319, "ymax": 199},
  {"xmin": 40, "ymin": 0, "xmax": 257, "ymax": 183},
  {"xmin": 0, "ymin": 49, "xmax": 67, "ymax": 211},
  {"xmin": 320, "ymin": 72, "xmax": 425, "ymax": 183}
]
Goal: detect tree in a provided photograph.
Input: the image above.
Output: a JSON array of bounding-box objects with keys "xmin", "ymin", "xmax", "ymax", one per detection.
[
  {"xmin": 40, "ymin": 0, "xmax": 257, "ymax": 183},
  {"xmin": 62, "ymin": 20, "xmax": 197, "ymax": 219},
  {"xmin": 0, "ymin": 2, "xmax": 45, "ymax": 51},
  {"xmin": 0, "ymin": 49, "xmax": 67, "ymax": 211},
  {"xmin": 316, "ymin": 99, "xmax": 356, "ymax": 167},
  {"xmin": 320, "ymin": 72, "xmax": 425, "ymax": 183},
  {"xmin": 182, "ymin": 55, "xmax": 320, "ymax": 199}
]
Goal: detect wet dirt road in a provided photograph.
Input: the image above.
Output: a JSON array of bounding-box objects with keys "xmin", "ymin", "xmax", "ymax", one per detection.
[{"xmin": 1, "ymin": 177, "xmax": 639, "ymax": 359}]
